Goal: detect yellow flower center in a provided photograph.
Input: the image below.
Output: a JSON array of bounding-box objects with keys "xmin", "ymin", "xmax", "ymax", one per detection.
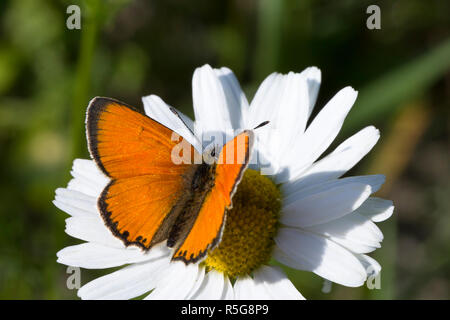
[{"xmin": 203, "ymin": 169, "xmax": 281, "ymax": 278}]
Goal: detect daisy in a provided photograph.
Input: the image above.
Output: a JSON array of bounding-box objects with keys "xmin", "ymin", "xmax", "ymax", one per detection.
[{"xmin": 54, "ymin": 64, "xmax": 394, "ymax": 299}]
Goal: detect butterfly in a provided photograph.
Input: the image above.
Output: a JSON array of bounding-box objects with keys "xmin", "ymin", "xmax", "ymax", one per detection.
[{"xmin": 86, "ymin": 97, "xmax": 265, "ymax": 264}]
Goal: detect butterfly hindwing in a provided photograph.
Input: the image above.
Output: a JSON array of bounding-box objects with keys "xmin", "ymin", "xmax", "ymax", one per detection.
[{"xmin": 100, "ymin": 175, "xmax": 186, "ymax": 249}]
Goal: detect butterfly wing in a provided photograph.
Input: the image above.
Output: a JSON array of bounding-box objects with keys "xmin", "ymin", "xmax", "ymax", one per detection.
[
  {"xmin": 171, "ymin": 130, "xmax": 254, "ymax": 263},
  {"xmin": 87, "ymin": 97, "xmax": 199, "ymax": 250}
]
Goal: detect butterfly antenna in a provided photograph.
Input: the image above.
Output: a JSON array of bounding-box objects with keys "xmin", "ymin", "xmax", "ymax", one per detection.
[{"xmin": 253, "ymin": 121, "xmax": 270, "ymax": 130}]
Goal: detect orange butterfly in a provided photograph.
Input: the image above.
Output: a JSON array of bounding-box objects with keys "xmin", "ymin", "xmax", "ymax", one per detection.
[{"xmin": 86, "ymin": 97, "xmax": 260, "ymax": 264}]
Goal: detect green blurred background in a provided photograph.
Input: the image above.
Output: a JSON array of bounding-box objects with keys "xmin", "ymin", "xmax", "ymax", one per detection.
[{"xmin": 0, "ymin": 0, "xmax": 449, "ymax": 299}]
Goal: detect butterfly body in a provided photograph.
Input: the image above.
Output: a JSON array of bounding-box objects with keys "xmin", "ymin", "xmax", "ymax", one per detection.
[{"xmin": 86, "ymin": 97, "xmax": 253, "ymax": 263}]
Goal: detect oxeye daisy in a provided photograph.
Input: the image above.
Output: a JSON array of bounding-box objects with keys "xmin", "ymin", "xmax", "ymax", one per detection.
[{"xmin": 54, "ymin": 64, "xmax": 394, "ymax": 299}]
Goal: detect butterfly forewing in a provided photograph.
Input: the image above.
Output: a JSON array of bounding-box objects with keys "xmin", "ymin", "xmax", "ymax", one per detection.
[
  {"xmin": 87, "ymin": 97, "xmax": 195, "ymax": 178},
  {"xmin": 87, "ymin": 97, "xmax": 199, "ymax": 250}
]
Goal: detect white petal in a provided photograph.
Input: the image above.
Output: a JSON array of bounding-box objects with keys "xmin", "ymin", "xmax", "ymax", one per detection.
[
  {"xmin": 68, "ymin": 159, "xmax": 109, "ymax": 197},
  {"xmin": 142, "ymin": 94, "xmax": 202, "ymax": 152},
  {"xmin": 306, "ymin": 212, "xmax": 383, "ymax": 254},
  {"xmin": 282, "ymin": 181, "xmax": 373, "ymax": 227},
  {"xmin": 57, "ymin": 160, "xmax": 106, "ymax": 216},
  {"xmin": 66, "ymin": 178, "xmax": 100, "ymax": 198},
  {"xmin": 78, "ymin": 258, "xmax": 170, "ymax": 300},
  {"xmin": 190, "ymin": 269, "xmax": 226, "ymax": 300},
  {"xmin": 328, "ymin": 237, "xmax": 378, "ymax": 254},
  {"xmin": 56, "ymin": 243, "xmax": 162, "ymax": 269},
  {"xmin": 233, "ymin": 275, "xmax": 273, "ymax": 300},
  {"xmin": 248, "ymin": 136, "xmax": 280, "ymax": 175},
  {"xmin": 192, "ymin": 64, "xmax": 237, "ymax": 145},
  {"xmin": 142, "ymin": 95, "xmax": 195, "ymax": 132},
  {"xmin": 247, "ymin": 72, "xmax": 280, "ymax": 129},
  {"xmin": 283, "ymin": 174, "xmax": 385, "ymax": 205},
  {"xmin": 186, "ymin": 266, "xmax": 206, "ymax": 299},
  {"xmin": 356, "ymin": 197, "xmax": 394, "ymax": 222},
  {"xmin": 214, "ymin": 67, "xmax": 249, "ymax": 130},
  {"xmin": 53, "ymin": 199, "xmax": 93, "ymax": 217},
  {"xmin": 246, "ymin": 73, "xmax": 283, "ymax": 167},
  {"xmin": 253, "ymin": 265, "xmax": 305, "ymax": 300},
  {"xmin": 274, "ymin": 228, "xmax": 367, "ymax": 287},
  {"xmin": 356, "ymin": 254, "xmax": 382, "ymax": 276},
  {"xmin": 232, "ymin": 276, "xmax": 253, "ymax": 300},
  {"xmin": 144, "ymin": 262, "xmax": 200, "ymax": 300},
  {"xmin": 222, "ymin": 276, "xmax": 234, "ymax": 300},
  {"xmin": 304, "ymin": 67, "xmax": 321, "ymax": 118},
  {"xmin": 284, "ymin": 126, "xmax": 380, "ymax": 192},
  {"xmin": 64, "ymin": 215, "xmax": 124, "ymax": 248},
  {"xmin": 54, "ymin": 188, "xmax": 97, "ymax": 216},
  {"xmin": 248, "ymin": 68, "xmax": 320, "ymax": 170},
  {"xmin": 282, "ymin": 87, "xmax": 358, "ymax": 182},
  {"xmin": 249, "ymin": 67, "xmax": 321, "ymax": 132}
]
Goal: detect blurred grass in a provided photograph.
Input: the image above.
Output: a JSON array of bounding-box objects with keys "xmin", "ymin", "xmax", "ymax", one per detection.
[
  {"xmin": 72, "ymin": 0, "xmax": 102, "ymax": 159},
  {"xmin": 366, "ymin": 101, "xmax": 432, "ymax": 299},
  {"xmin": 0, "ymin": 0, "xmax": 449, "ymax": 299},
  {"xmin": 253, "ymin": 0, "xmax": 283, "ymax": 79},
  {"xmin": 345, "ymin": 38, "xmax": 450, "ymax": 134}
]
